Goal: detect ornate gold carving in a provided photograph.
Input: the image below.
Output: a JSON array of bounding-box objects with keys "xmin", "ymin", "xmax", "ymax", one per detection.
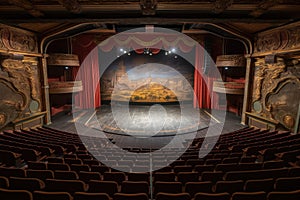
[
  {"xmin": 0, "ymin": 81, "xmax": 23, "ymax": 129},
  {"xmin": 251, "ymin": 57, "xmax": 300, "ymax": 131},
  {"xmin": 49, "ymin": 81, "xmax": 83, "ymax": 94},
  {"xmin": 140, "ymin": 0, "xmax": 157, "ymax": 15},
  {"xmin": 1, "ymin": 58, "xmax": 41, "ymax": 113},
  {"xmin": 250, "ymin": 0, "xmax": 282, "ymax": 17},
  {"xmin": 283, "ymin": 114, "xmax": 295, "ymax": 128},
  {"xmin": 47, "ymin": 54, "xmax": 80, "ymax": 67},
  {"xmin": 57, "ymin": 0, "xmax": 82, "ymax": 14},
  {"xmin": 0, "ymin": 113, "xmax": 6, "ymax": 126},
  {"xmin": 216, "ymin": 54, "xmax": 245, "ymax": 67},
  {"xmin": 213, "ymin": 0, "xmax": 233, "ymax": 14},
  {"xmin": 254, "ymin": 24, "xmax": 300, "ymax": 54},
  {"xmin": 8, "ymin": 0, "xmax": 44, "ymax": 17},
  {"xmin": 0, "ymin": 25, "xmax": 38, "ymax": 53}
]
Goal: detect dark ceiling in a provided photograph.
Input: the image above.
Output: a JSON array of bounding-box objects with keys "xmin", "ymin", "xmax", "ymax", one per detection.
[{"xmin": 0, "ymin": 0, "xmax": 299, "ymax": 37}]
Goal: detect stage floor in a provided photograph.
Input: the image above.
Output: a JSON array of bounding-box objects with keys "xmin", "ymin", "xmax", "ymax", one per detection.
[
  {"xmin": 86, "ymin": 104, "xmax": 213, "ymax": 137},
  {"xmin": 49, "ymin": 105, "xmax": 246, "ymax": 149}
]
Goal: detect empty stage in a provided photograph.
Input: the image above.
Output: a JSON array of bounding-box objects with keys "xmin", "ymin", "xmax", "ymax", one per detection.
[{"xmin": 86, "ymin": 104, "xmax": 215, "ymax": 137}]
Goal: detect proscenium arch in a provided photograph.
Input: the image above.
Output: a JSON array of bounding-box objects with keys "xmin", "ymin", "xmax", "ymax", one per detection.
[{"xmin": 40, "ymin": 22, "xmax": 252, "ymax": 55}]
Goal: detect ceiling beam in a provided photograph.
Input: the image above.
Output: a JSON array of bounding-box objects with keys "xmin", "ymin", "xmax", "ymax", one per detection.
[
  {"xmin": 7, "ymin": 0, "xmax": 44, "ymax": 17},
  {"xmin": 57, "ymin": 0, "xmax": 82, "ymax": 14},
  {"xmin": 0, "ymin": 17, "xmax": 291, "ymax": 24},
  {"xmin": 250, "ymin": 0, "xmax": 283, "ymax": 17}
]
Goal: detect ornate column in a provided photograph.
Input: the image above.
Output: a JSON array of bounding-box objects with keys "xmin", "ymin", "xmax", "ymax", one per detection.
[
  {"xmin": 241, "ymin": 55, "xmax": 254, "ymax": 124},
  {"xmin": 40, "ymin": 56, "xmax": 51, "ymax": 125}
]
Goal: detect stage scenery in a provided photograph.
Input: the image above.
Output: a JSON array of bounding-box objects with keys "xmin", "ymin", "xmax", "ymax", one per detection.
[{"xmin": 83, "ymin": 49, "xmax": 217, "ymax": 137}]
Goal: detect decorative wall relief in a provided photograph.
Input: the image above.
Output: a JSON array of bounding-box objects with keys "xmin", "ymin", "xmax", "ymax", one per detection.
[
  {"xmin": 251, "ymin": 57, "xmax": 300, "ymax": 131},
  {"xmin": 0, "ymin": 24, "xmax": 38, "ymax": 53},
  {"xmin": 254, "ymin": 22, "xmax": 300, "ymax": 54},
  {"xmin": 0, "ymin": 58, "xmax": 42, "ymax": 129}
]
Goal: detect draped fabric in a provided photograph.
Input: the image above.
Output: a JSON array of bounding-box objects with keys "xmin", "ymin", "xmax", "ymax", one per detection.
[
  {"xmin": 98, "ymin": 33, "xmax": 196, "ymax": 53},
  {"xmin": 73, "ymin": 47, "xmax": 101, "ymax": 109},
  {"xmin": 71, "ymin": 32, "xmax": 218, "ymax": 109},
  {"xmin": 193, "ymin": 45, "xmax": 219, "ymax": 109}
]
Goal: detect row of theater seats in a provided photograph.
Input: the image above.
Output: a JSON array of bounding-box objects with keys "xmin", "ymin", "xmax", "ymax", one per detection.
[
  {"xmin": 0, "ymin": 126, "xmax": 300, "ymax": 199},
  {"xmin": 1, "ymin": 169, "xmax": 300, "ymax": 196}
]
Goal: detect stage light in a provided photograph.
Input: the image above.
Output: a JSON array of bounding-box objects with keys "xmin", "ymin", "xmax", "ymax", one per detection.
[
  {"xmin": 171, "ymin": 48, "xmax": 176, "ymax": 52},
  {"xmin": 120, "ymin": 48, "xmax": 124, "ymax": 52},
  {"xmin": 168, "ymin": 50, "xmax": 172, "ymax": 54}
]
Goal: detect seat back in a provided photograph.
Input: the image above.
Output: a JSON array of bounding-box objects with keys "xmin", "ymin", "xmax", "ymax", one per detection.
[
  {"xmin": 121, "ymin": 181, "xmax": 149, "ymax": 194},
  {"xmin": 154, "ymin": 181, "xmax": 182, "ymax": 196},
  {"xmin": 177, "ymin": 172, "xmax": 199, "ymax": 184},
  {"xmin": 156, "ymin": 192, "xmax": 191, "ymax": 200},
  {"xmin": 231, "ymin": 191, "xmax": 267, "ymax": 200},
  {"xmin": 54, "ymin": 170, "xmax": 78, "ymax": 180},
  {"xmin": 26, "ymin": 169, "xmax": 54, "ymax": 181},
  {"xmin": 0, "ymin": 167, "xmax": 25, "ymax": 178},
  {"xmin": 274, "ymin": 177, "xmax": 300, "ymax": 191},
  {"xmin": 244, "ymin": 178, "xmax": 274, "ymax": 193},
  {"xmin": 33, "ymin": 191, "xmax": 72, "ymax": 200},
  {"xmin": 193, "ymin": 192, "xmax": 230, "ymax": 200},
  {"xmin": 47, "ymin": 163, "xmax": 70, "ymax": 171},
  {"xmin": 45, "ymin": 179, "xmax": 86, "ymax": 195},
  {"xmin": 0, "ymin": 176, "xmax": 9, "ymax": 188},
  {"xmin": 184, "ymin": 181, "xmax": 213, "ymax": 197},
  {"xmin": 0, "ymin": 188, "xmax": 32, "ymax": 200},
  {"xmin": 267, "ymin": 190, "xmax": 300, "ymax": 200},
  {"xmin": 74, "ymin": 192, "xmax": 110, "ymax": 200},
  {"xmin": 127, "ymin": 172, "xmax": 149, "ymax": 182},
  {"xmin": 113, "ymin": 192, "xmax": 149, "ymax": 200},
  {"xmin": 88, "ymin": 180, "xmax": 118, "ymax": 197},
  {"xmin": 9, "ymin": 177, "xmax": 44, "ymax": 192},
  {"xmin": 103, "ymin": 172, "xmax": 126, "ymax": 185},
  {"xmin": 78, "ymin": 171, "xmax": 101, "ymax": 183},
  {"xmin": 153, "ymin": 172, "xmax": 176, "ymax": 182}
]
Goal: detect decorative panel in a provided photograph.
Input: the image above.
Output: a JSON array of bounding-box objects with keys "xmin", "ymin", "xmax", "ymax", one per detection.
[
  {"xmin": 254, "ymin": 22, "xmax": 300, "ymax": 55},
  {"xmin": 249, "ymin": 57, "xmax": 300, "ymax": 132},
  {"xmin": 0, "ymin": 57, "xmax": 43, "ymax": 129},
  {"xmin": 0, "ymin": 24, "xmax": 38, "ymax": 53}
]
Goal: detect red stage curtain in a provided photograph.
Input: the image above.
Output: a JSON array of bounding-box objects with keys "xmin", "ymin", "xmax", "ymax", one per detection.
[
  {"xmin": 193, "ymin": 45, "xmax": 219, "ymax": 109},
  {"xmin": 71, "ymin": 32, "xmax": 218, "ymax": 109},
  {"xmin": 73, "ymin": 47, "xmax": 101, "ymax": 109}
]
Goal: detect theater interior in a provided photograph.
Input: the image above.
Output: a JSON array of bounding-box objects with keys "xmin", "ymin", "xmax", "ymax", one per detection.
[{"xmin": 0, "ymin": 0, "xmax": 300, "ymax": 200}]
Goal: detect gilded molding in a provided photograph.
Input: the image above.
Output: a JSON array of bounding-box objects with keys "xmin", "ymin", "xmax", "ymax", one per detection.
[
  {"xmin": 0, "ymin": 58, "xmax": 42, "ymax": 129},
  {"xmin": 0, "ymin": 24, "xmax": 38, "ymax": 53},
  {"xmin": 251, "ymin": 57, "xmax": 300, "ymax": 131},
  {"xmin": 254, "ymin": 23, "xmax": 300, "ymax": 54}
]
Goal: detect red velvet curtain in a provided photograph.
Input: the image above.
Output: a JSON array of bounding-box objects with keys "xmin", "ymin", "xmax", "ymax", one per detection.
[
  {"xmin": 71, "ymin": 32, "xmax": 219, "ymax": 109},
  {"xmin": 193, "ymin": 45, "xmax": 219, "ymax": 109},
  {"xmin": 73, "ymin": 47, "xmax": 101, "ymax": 109}
]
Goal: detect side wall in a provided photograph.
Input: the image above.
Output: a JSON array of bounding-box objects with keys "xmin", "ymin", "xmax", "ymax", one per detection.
[
  {"xmin": 0, "ymin": 24, "xmax": 46, "ymax": 130},
  {"xmin": 246, "ymin": 22, "xmax": 300, "ymax": 133}
]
